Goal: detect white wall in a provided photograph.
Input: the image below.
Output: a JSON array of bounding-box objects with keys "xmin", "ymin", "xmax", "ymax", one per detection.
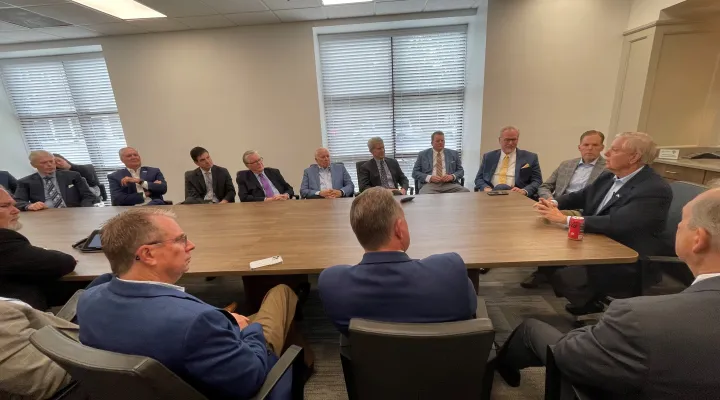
[
  {"xmin": 462, "ymin": 1, "xmax": 488, "ymax": 184},
  {"xmin": 627, "ymin": 0, "xmax": 685, "ymax": 29},
  {"xmin": 0, "ymin": 78, "xmax": 33, "ymax": 178}
]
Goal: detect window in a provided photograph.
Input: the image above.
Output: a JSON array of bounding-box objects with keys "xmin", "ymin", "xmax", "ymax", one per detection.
[
  {"xmin": 0, "ymin": 55, "xmax": 127, "ymax": 197},
  {"xmin": 318, "ymin": 26, "xmax": 468, "ymax": 189}
]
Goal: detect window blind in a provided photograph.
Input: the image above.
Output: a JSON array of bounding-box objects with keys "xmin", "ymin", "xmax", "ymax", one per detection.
[
  {"xmin": 0, "ymin": 56, "xmax": 127, "ymax": 199},
  {"xmin": 318, "ymin": 26, "xmax": 468, "ymax": 188}
]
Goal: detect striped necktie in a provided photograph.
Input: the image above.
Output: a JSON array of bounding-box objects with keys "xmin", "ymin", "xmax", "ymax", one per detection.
[{"xmin": 44, "ymin": 176, "xmax": 65, "ymax": 208}]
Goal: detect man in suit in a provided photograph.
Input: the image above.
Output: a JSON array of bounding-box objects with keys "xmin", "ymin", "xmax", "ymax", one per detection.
[
  {"xmin": 493, "ymin": 188, "xmax": 720, "ymax": 399},
  {"xmin": 412, "ymin": 131, "xmax": 469, "ymax": 194},
  {"xmin": 358, "ymin": 137, "xmax": 409, "ymax": 194},
  {"xmin": 535, "ymin": 132, "xmax": 672, "ymax": 314},
  {"xmin": 523, "ymin": 130, "xmax": 607, "ymax": 289},
  {"xmin": 77, "ymin": 208, "xmax": 298, "ymax": 399},
  {"xmin": 236, "ymin": 150, "xmax": 294, "ymax": 202},
  {"xmin": 318, "ymin": 187, "xmax": 477, "ymax": 335},
  {"xmin": 184, "ymin": 147, "xmax": 236, "ymax": 204},
  {"xmin": 474, "ymin": 126, "xmax": 542, "ymax": 198},
  {"xmin": 300, "ymin": 148, "xmax": 354, "ymax": 199},
  {"xmin": 53, "ymin": 153, "xmax": 102, "ymax": 202},
  {"xmin": 108, "ymin": 147, "xmax": 167, "ymax": 206},
  {"xmin": 14, "ymin": 150, "xmax": 95, "ymax": 212},
  {"xmin": 0, "ymin": 171, "xmax": 17, "ymax": 194}
]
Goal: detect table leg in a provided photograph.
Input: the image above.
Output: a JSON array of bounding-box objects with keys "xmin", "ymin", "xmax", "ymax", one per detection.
[{"xmin": 468, "ymin": 269, "xmax": 480, "ymax": 294}]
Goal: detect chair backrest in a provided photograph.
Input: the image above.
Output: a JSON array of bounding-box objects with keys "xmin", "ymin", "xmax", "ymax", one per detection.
[
  {"xmin": 659, "ymin": 181, "xmax": 707, "ymax": 252},
  {"xmin": 30, "ymin": 326, "xmax": 208, "ymax": 400},
  {"xmin": 348, "ymin": 317, "xmax": 495, "ymax": 400}
]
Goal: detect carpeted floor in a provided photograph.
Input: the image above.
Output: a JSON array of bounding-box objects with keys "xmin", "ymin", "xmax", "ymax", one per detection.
[{"xmin": 179, "ymin": 267, "xmax": 685, "ymax": 400}]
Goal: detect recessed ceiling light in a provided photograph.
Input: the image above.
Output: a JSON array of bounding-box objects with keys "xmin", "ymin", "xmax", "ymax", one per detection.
[
  {"xmin": 322, "ymin": 0, "xmax": 373, "ymax": 5},
  {"xmin": 71, "ymin": 0, "xmax": 166, "ymax": 20}
]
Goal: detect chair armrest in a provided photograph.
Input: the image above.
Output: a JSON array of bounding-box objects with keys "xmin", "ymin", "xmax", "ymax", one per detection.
[
  {"xmin": 56, "ymin": 290, "xmax": 84, "ymax": 322},
  {"xmin": 476, "ymin": 297, "xmax": 490, "ymax": 320},
  {"xmin": 250, "ymin": 345, "xmax": 302, "ymax": 400},
  {"xmin": 644, "ymin": 255, "xmax": 684, "ymax": 264}
]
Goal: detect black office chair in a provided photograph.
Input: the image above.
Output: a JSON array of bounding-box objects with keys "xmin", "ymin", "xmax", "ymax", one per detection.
[{"xmin": 97, "ymin": 184, "xmax": 107, "ymax": 202}]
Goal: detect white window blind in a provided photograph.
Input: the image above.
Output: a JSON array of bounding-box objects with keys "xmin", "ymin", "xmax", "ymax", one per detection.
[
  {"xmin": 318, "ymin": 26, "xmax": 467, "ymax": 189},
  {"xmin": 0, "ymin": 55, "xmax": 127, "ymax": 196}
]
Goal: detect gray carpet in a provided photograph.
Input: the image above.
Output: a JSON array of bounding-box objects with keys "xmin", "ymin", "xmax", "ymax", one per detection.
[{"xmin": 179, "ymin": 267, "xmax": 685, "ymax": 400}]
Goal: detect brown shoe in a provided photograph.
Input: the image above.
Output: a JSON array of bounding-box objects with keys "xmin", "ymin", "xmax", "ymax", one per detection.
[{"xmin": 223, "ymin": 302, "xmax": 238, "ymax": 313}]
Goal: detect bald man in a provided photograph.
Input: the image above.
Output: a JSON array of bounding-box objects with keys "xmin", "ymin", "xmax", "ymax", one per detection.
[
  {"xmin": 14, "ymin": 150, "xmax": 95, "ymax": 211},
  {"xmin": 108, "ymin": 147, "xmax": 167, "ymax": 206},
  {"xmin": 300, "ymin": 148, "xmax": 355, "ymax": 199}
]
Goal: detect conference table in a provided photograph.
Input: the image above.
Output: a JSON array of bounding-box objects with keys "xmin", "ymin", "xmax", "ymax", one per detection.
[{"xmin": 19, "ymin": 191, "xmax": 638, "ymax": 287}]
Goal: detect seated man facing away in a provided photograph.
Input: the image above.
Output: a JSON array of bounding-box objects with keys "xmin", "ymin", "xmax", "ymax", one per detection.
[
  {"xmin": 523, "ymin": 130, "xmax": 607, "ymax": 289},
  {"xmin": 300, "ymin": 147, "xmax": 354, "ymax": 199},
  {"xmin": 184, "ymin": 146, "xmax": 236, "ymax": 204},
  {"xmin": 0, "ymin": 170, "xmax": 17, "ymax": 194},
  {"xmin": 14, "ymin": 150, "xmax": 95, "ymax": 211},
  {"xmin": 412, "ymin": 130, "xmax": 469, "ymax": 194},
  {"xmin": 357, "ymin": 137, "xmax": 409, "ymax": 195},
  {"xmin": 237, "ymin": 150, "xmax": 295, "ymax": 202},
  {"xmin": 318, "ymin": 187, "xmax": 477, "ymax": 335},
  {"xmin": 77, "ymin": 208, "xmax": 298, "ymax": 399},
  {"xmin": 535, "ymin": 132, "xmax": 672, "ymax": 315},
  {"xmin": 53, "ymin": 153, "xmax": 102, "ymax": 202},
  {"xmin": 494, "ymin": 188, "xmax": 720, "ymax": 399},
  {"xmin": 474, "ymin": 126, "xmax": 542, "ymax": 198},
  {"xmin": 108, "ymin": 147, "xmax": 167, "ymax": 206}
]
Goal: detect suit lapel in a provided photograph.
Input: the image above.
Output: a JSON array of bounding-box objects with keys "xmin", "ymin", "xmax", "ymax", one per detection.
[
  {"xmin": 514, "ymin": 150, "xmax": 524, "ymax": 181},
  {"xmin": 56, "ymin": 172, "xmax": 69, "ymax": 202},
  {"xmin": 312, "ymin": 165, "xmax": 321, "ymax": 189},
  {"xmin": 557, "ymin": 159, "xmax": 580, "ymax": 195},
  {"xmin": 486, "ymin": 151, "xmax": 500, "ymax": 180},
  {"xmin": 589, "ymin": 159, "xmax": 606, "ymax": 183},
  {"xmin": 443, "ymin": 149, "xmax": 451, "ymax": 174},
  {"xmin": 368, "ymin": 160, "xmax": 380, "ymax": 182},
  {"xmin": 595, "ymin": 169, "xmax": 648, "ymax": 215}
]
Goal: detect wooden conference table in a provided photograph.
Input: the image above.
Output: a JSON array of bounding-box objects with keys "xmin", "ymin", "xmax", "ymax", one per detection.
[{"xmin": 19, "ymin": 191, "xmax": 638, "ymax": 283}]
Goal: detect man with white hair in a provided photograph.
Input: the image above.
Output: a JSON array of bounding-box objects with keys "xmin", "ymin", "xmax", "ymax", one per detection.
[
  {"xmin": 300, "ymin": 148, "xmax": 354, "ymax": 199},
  {"xmin": 534, "ymin": 132, "xmax": 672, "ymax": 314},
  {"xmin": 14, "ymin": 150, "xmax": 95, "ymax": 211},
  {"xmin": 493, "ymin": 187, "xmax": 720, "ymax": 399},
  {"xmin": 358, "ymin": 137, "xmax": 409, "ymax": 194},
  {"xmin": 108, "ymin": 147, "xmax": 167, "ymax": 206}
]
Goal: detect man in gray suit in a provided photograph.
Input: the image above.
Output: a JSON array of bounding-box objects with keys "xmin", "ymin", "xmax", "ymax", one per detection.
[
  {"xmin": 412, "ymin": 131, "xmax": 469, "ymax": 194},
  {"xmin": 492, "ymin": 188, "xmax": 720, "ymax": 399},
  {"xmin": 300, "ymin": 148, "xmax": 354, "ymax": 199}
]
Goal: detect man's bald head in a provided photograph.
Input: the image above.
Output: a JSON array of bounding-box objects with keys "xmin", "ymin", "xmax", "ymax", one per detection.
[
  {"xmin": 315, "ymin": 147, "xmax": 331, "ymax": 169},
  {"xmin": 676, "ymin": 188, "xmax": 720, "ymax": 275}
]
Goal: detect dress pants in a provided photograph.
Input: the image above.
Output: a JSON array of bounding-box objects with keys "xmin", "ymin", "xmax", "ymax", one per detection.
[
  {"xmin": 551, "ymin": 264, "xmax": 639, "ymax": 307},
  {"xmin": 419, "ymin": 182, "xmax": 470, "ymax": 194},
  {"xmin": 248, "ymin": 284, "xmax": 297, "ymax": 357},
  {"xmin": 496, "ymin": 319, "xmax": 565, "ymax": 370}
]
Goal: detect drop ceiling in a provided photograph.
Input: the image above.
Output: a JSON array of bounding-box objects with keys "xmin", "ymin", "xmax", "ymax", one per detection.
[{"xmin": 0, "ymin": 0, "xmax": 481, "ymax": 44}]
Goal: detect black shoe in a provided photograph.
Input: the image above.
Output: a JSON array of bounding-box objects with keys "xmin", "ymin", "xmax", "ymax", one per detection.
[
  {"xmin": 478, "ymin": 268, "xmax": 490, "ymax": 275},
  {"xmin": 520, "ymin": 272, "xmax": 547, "ymax": 289},
  {"xmin": 565, "ymin": 301, "xmax": 604, "ymax": 316},
  {"xmin": 489, "ymin": 358, "xmax": 520, "ymax": 387}
]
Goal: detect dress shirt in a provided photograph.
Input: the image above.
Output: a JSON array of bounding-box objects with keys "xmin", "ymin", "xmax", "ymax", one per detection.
[
  {"xmin": 38, "ymin": 171, "xmax": 64, "ymax": 209},
  {"xmin": 491, "ymin": 150, "xmax": 516, "ymax": 187},
  {"xmin": 202, "ymin": 169, "xmax": 219, "ymax": 203},
  {"xmin": 375, "ymin": 158, "xmax": 395, "ymax": 188},
  {"xmin": 253, "ymin": 171, "xmax": 280, "ymax": 197},
  {"xmin": 127, "ymin": 167, "xmax": 151, "ymax": 205},
  {"xmin": 565, "ymin": 158, "xmax": 599, "ymax": 194},
  {"xmin": 425, "ymin": 150, "xmax": 456, "ymax": 183},
  {"xmin": 0, "ymin": 297, "xmax": 31, "ymax": 307},
  {"xmin": 116, "ymin": 278, "xmax": 185, "ymax": 292},
  {"xmin": 692, "ymin": 273, "xmax": 720, "ymax": 285},
  {"xmin": 315, "ymin": 166, "xmax": 342, "ymax": 196}
]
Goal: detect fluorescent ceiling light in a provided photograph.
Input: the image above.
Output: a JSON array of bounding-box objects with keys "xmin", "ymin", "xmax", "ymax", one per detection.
[
  {"xmin": 322, "ymin": 0, "xmax": 373, "ymax": 5},
  {"xmin": 71, "ymin": 0, "xmax": 166, "ymax": 20}
]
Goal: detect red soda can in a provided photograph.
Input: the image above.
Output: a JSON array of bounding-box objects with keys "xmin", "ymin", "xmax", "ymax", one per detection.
[{"xmin": 568, "ymin": 216, "xmax": 585, "ymax": 240}]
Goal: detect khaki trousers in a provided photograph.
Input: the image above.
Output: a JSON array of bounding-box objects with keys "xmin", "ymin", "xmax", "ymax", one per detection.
[{"xmin": 248, "ymin": 284, "xmax": 297, "ymax": 357}]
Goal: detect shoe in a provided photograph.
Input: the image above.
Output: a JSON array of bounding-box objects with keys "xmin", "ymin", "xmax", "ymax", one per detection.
[
  {"xmin": 520, "ymin": 272, "xmax": 548, "ymax": 289},
  {"xmin": 478, "ymin": 268, "xmax": 490, "ymax": 275},
  {"xmin": 565, "ymin": 301, "xmax": 604, "ymax": 316},
  {"xmin": 488, "ymin": 358, "xmax": 520, "ymax": 387}
]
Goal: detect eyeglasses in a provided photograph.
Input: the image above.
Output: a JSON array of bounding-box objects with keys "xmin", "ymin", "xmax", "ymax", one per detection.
[
  {"xmin": 246, "ymin": 157, "xmax": 263, "ymax": 166},
  {"xmin": 134, "ymin": 234, "xmax": 189, "ymax": 260}
]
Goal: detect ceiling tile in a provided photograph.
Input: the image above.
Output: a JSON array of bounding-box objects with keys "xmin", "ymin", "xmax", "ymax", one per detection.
[
  {"xmin": 324, "ymin": 2, "xmax": 374, "ymax": 19},
  {"xmin": 262, "ymin": 0, "xmax": 321, "ymax": 11},
  {"xmin": 375, "ymin": 0, "xmax": 426, "ymax": 15},
  {"xmin": 201, "ymin": 0, "xmax": 268, "ymax": 14},
  {"xmin": 83, "ymin": 22, "xmax": 148, "ymax": 35},
  {"xmin": 0, "ymin": 20, "xmax": 26, "ymax": 30},
  {"xmin": 176, "ymin": 14, "xmax": 235, "ymax": 28},
  {"xmin": 274, "ymin": 6, "xmax": 325, "ymax": 22},
  {"xmin": 1, "ymin": 0, "xmax": 69, "ymax": 5},
  {"xmin": 25, "ymin": 3, "xmax": 121, "ymax": 25},
  {"xmin": 136, "ymin": 0, "xmax": 217, "ymax": 18},
  {"xmin": 38, "ymin": 25, "xmax": 101, "ymax": 38},
  {"xmin": 128, "ymin": 17, "xmax": 190, "ymax": 32},
  {"xmin": 224, "ymin": 10, "xmax": 279, "ymax": 26},
  {"xmin": 0, "ymin": 7, "xmax": 70, "ymax": 27},
  {"xmin": 0, "ymin": 28, "xmax": 59, "ymax": 43},
  {"xmin": 424, "ymin": 0, "xmax": 478, "ymax": 11}
]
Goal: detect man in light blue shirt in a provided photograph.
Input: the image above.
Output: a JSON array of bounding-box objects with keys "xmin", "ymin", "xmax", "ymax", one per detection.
[{"xmin": 300, "ymin": 148, "xmax": 354, "ymax": 199}]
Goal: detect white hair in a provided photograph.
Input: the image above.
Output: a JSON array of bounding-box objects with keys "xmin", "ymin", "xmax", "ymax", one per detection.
[
  {"xmin": 367, "ymin": 137, "xmax": 384, "ymax": 151},
  {"xmin": 499, "ymin": 126, "xmax": 520, "ymax": 137},
  {"xmin": 616, "ymin": 132, "xmax": 658, "ymax": 165},
  {"xmin": 242, "ymin": 150, "xmax": 260, "ymax": 164},
  {"xmin": 28, "ymin": 150, "xmax": 53, "ymax": 163},
  {"xmin": 689, "ymin": 193, "xmax": 720, "ymax": 249}
]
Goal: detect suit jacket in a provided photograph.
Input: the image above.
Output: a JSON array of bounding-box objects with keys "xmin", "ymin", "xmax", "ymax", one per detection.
[
  {"xmin": 0, "ymin": 229, "xmax": 77, "ymax": 310},
  {"xmin": 557, "ymin": 166, "xmax": 672, "ymax": 257},
  {"xmin": 358, "ymin": 158, "xmax": 409, "ymax": 193},
  {"xmin": 412, "ymin": 148, "xmax": 465, "ymax": 191},
  {"xmin": 0, "ymin": 171, "xmax": 17, "ymax": 194},
  {"xmin": 0, "ymin": 301, "xmax": 77, "ymax": 400},
  {"xmin": 554, "ymin": 276, "xmax": 720, "ymax": 399},
  {"xmin": 236, "ymin": 168, "xmax": 294, "ymax": 202},
  {"xmin": 77, "ymin": 278, "xmax": 290, "ymax": 400},
  {"xmin": 108, "ymin": 166, "xmax": 167, "ymax": 206},
  {"xmin": 538, "ymin": 157, "xmax": 606, "ymax": 199},
  {"xmin": 300, "ymin": 163, "xmax": 354, "ymax": 199},
  {"xmin": 184, "ymin": 165, "xmax": 236, "ymax": 203},
  {"xmin": 474, "ymin": 149, "xmax": 543, "ymax": 197},
  {"xmin": 318, "ymin": 251, "xmax": 477, "ymax": 335},
  {"xmin": 67, "ymin": 164, "xmax": 99, "ymax": 189},
  {"xmin": 14, "ymin": 171, "xmax": 95, "ymax": 211}
]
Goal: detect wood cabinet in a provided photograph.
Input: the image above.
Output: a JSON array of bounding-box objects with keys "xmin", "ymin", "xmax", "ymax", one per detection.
[{"xmin": 653, "ymin": 162, "xmax": 707, "ymax": 184}]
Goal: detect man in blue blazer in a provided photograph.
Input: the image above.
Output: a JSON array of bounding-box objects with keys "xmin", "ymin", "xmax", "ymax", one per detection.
[
  {"xmin": 108, "ymin": 147, "xmax": 167, "ymax": 206},
  {"xmin": 0, "ymin": 171, "xmax": 17, "ymax": 194},
  {"xmin": 77, "ymin": 208, "xmax": 298, "ymax": 400},
  {"xmin": 412, "ymin": 131, "xmax": 469, "ymax": 194},
  {"xmin": 318, "ymin": 187, "xmax": 477, "ymax": 335},
  {"xmin": 474, "ymin": 126, "xmax": 542, "ymax": 198},
  {"xmin": 300, "ymin": 148, "xmax": 354, "ymax": 199}
]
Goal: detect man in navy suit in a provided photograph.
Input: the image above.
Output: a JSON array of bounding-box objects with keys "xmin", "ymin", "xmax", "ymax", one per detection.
[
  {"xmin": 0, "ymin": 171, "xmax": 17, "ymax": 194},
  {"xmin": 474, "ymin": 126, "xmax": 542, "ymax": 198},
  {"xmin": 77, "ymin": 208, "xmax": 298, "ymax": 399},
  {"xmin": 300, "ymin": 148, "xmax": 354, "ymax": 199},
  {"xmin": 412, "ymin": 131, "xmax": 469, "ymax": 194},
  {"xmin": 236, "ymin": 151, "xmax": 294, "ymax": 202},
  {"xmin": 318, "ymin": 187, "xmax": 477, "ymax": 335},
  {"xmin": 108, "ymin": 147, "xmax": 167, "ymax": 206}
]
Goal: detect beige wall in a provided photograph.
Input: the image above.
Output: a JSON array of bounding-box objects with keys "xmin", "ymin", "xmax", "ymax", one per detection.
[
  {"xmin": 627, "ymin": 0, "xmax": 685, "ymax": 29},
  {"xmin": 0, "ymin": 78, "xmax": 33, "ymax": 178},
  {"xmin": 481, "ymin": 0, "xmax": 630, "ymax": 178}
]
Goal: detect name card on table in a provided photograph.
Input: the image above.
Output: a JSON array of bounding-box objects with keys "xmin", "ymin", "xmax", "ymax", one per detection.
[{"xmin": 658, "ymin": 149, "xmax": 680, "ymax": 160}]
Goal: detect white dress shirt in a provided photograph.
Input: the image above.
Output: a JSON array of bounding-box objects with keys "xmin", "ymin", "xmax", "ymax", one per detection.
[
  {"xmin": 565, "ymin": 158, "xmax": 599, "ymax": 194},
  {"xmin": 127, "ymin": 167, "xmax": 151, "ymax": 205},
  {"xmin": 117, "ymin": 278, "xmax": 185, "ymax": 292},
  {"xmin": 491, "ymin": 150, "xmax": 516, "ymax": 187},
  {"xmin": 692, "ymin": 273, "xmax": 720, "ymax": 285}
]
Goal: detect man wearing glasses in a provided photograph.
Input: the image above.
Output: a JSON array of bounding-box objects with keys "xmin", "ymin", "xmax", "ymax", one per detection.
[
  {"xmin": 236, "ymin": 150, "xmax": 295, "ymax": 202},
  {"xmin": 77, "ymin": 208, "xmax": 299, "ymax": 399}
]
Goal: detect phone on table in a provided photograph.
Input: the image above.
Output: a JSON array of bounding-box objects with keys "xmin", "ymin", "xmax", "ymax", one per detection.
[
  {"xmin": 400, "ymin": 196, "xmax": 415, "ymax": 203},
  {"xmin": 487, "ymin": 191, "xmax": 509, "ymax": 196}
]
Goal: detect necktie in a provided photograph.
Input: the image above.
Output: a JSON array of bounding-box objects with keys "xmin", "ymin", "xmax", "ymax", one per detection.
[
  {"xmin": 44, "ymin": 176, "xmax": 65, "ymax": 208},
  {"xmin": 498, "ymin": 155, "xmax": 510, "ymax": 185},
  {"xmin": 434, "ymin": 151, "xmax": 445, "ymax": 177},
  {"xmin": 379, "ymin": 160, "xmax": 391, "ymax": 188},
  {"xmin": 258, "ymin": 173, "xmax": 275, "ymax": 197},
  {"xmin": 203, "ymin": 172, "xmax": 214, "ymax": 201}
]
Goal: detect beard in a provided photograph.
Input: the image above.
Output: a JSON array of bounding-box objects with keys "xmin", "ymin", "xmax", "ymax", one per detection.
[{"xmin": 8, "ymin": 221, "xmax": 21, "ymax": 231}]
